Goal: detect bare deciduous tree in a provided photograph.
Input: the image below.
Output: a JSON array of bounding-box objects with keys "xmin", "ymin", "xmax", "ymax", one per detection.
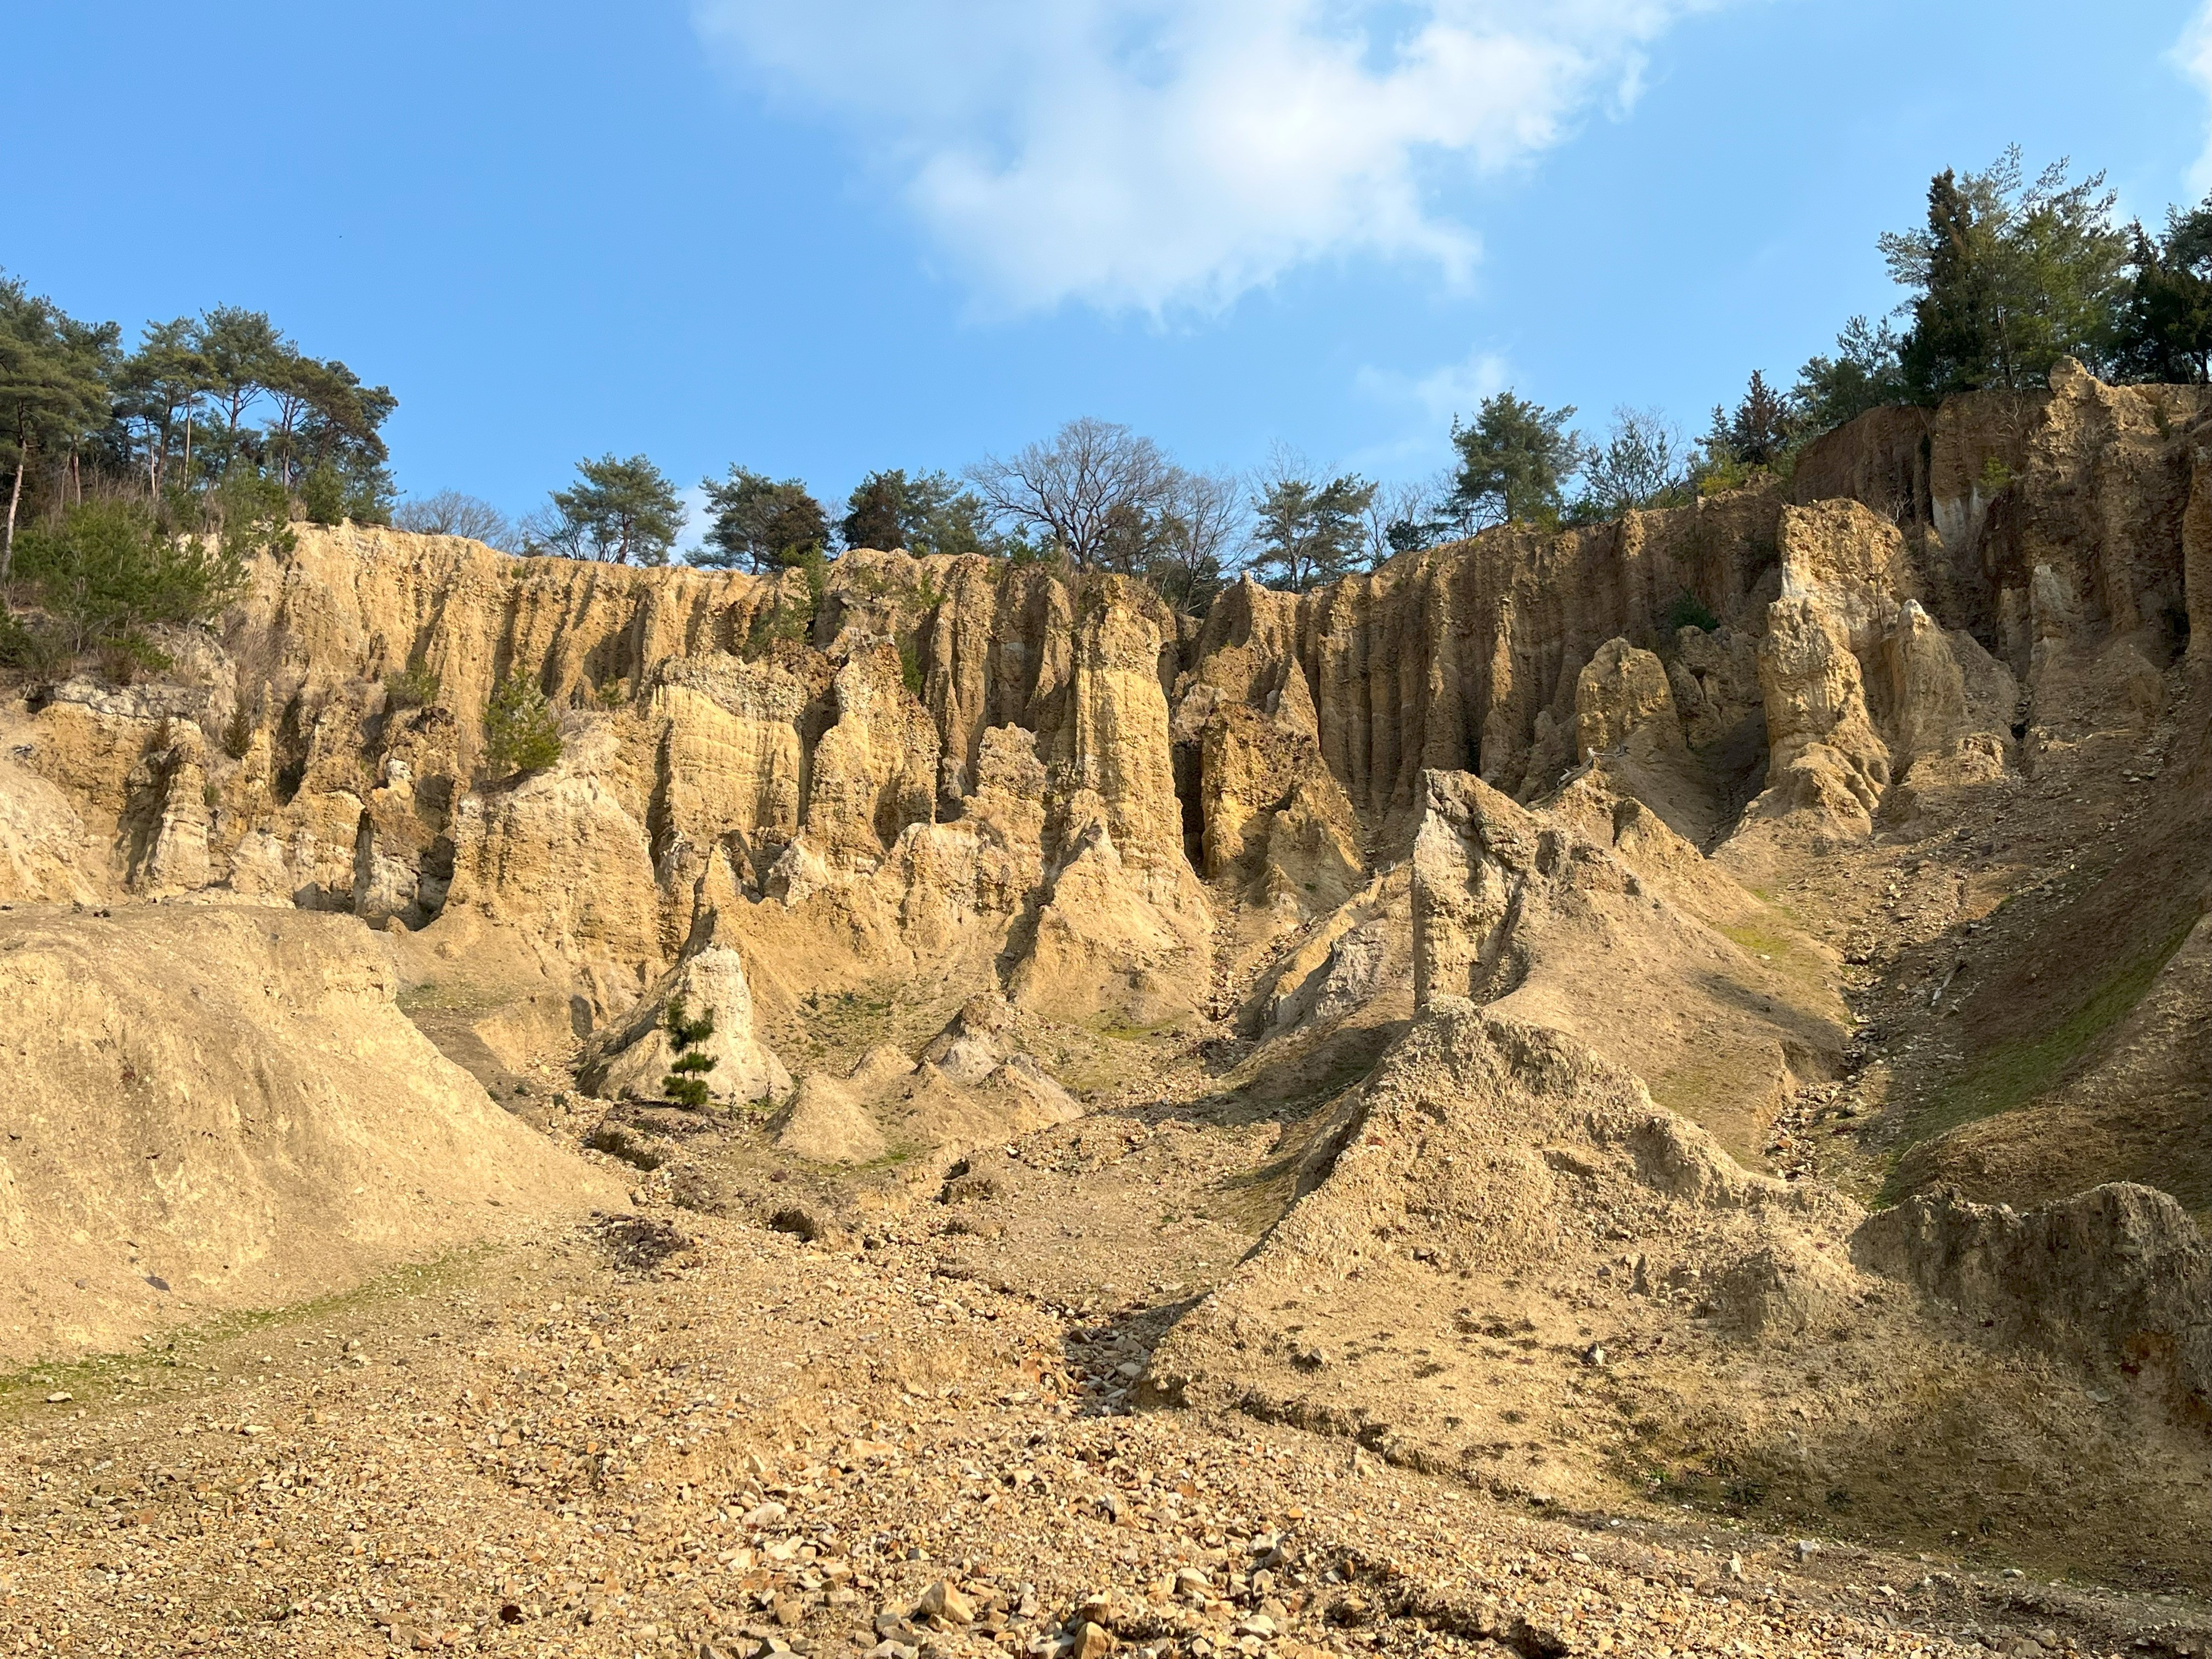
[
  {"xmin": 963, "ymin": 416, "xmax": 1176, "ymax": 569},
  {"xmin": 394, "ymin": 489, "xmax": 516, "ymax": 547},
  {"xmin": 1150, "ymin": 468, "xmax": 1243, "ymax": 612},
  {"xmin": 1362, "ymin": 477, "xmax": 1443, "ymax": 566}
]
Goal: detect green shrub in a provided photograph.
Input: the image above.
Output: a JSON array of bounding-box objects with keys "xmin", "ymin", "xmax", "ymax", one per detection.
[
  {"xmin": 1695, "ymin": 456, "xmax": 1752, "ymax": 497},
  {"xmin": 742, "ymin": 549, "xmax": 827, "ymax": 659},
  {"xmin": 0, "ymin": 610, "xmax": 65, "ymax": 677},
  {"xmin": 300, "ymin": 465, "xmax": 347, "ymax": 526},
  {"xmin": 744, "ymin": 602, "xmax": 811, "ymax": 657},
  {"xmin": 97, "ymin": 635, "xmax": 169, "ymax": 681},
  {"xmin": 483, "ymin": 670, "xmax": 563, "ymax": 778},
  {"xmin": 383, "ymin": 661, "xmax": 442, "ymax": 709},
  {"xmin": 12, "ymin": 500, "xmax": 246, "ymax": 658},
  {"xmin": 1977, "ymin": 455, "xmax": 2014, "ymax": 492},
  {"xmin": 661, "ymin": 994, "xmax": 718, "ymax": 1109},
  {"xmin": 210, "ymin": 470, "xmax": 297, "ymax": 562},
  {"xmin": 898, "ymin": 637, "xmax": 924, "ymax": 697},
  {"xmin": 1665, "ymin": 588, "xmax": 1721, "ymax": 634}
]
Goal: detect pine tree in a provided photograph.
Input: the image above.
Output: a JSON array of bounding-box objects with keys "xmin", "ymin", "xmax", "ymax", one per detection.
[
  {"xmin": 538, "ymin": 454, "xmax": 686, "ymax": 565},
  {"xmin": 1, "ymin": 276, "xmax": 117, "ymax": 595},
  {"xmin": 695, "ymin": 465, "xmax": 828, "ymax": 571},
  {"xmin": 483, "ymin": 672, "xmax": 563, "ymax": 778},
  {"xmin": 1444, "ymin": 392, "xmax": 1585, "ymax": 530},
  {"xmin": 659, "ymin": 995, "xmax": 718, "ymax": 1109},
  {"xmin": 2112, "ymin": 196, "xmax": 2212, "ymax": 385},
  {"xmin": 1725, "ymin": 371, "xmax": 1794, "ymax": 466},
  {"xmin": 1791, "ymin": 317, "xmax": 1906, "ymax": 434},
  {"xmin": 1883, "ymin": 149, "xmax": 2130, "ymax": 398},
  {"xmin": 1244, "ymin": 452, "xmax": 1375, "ymax": 592},
  {"xmin": 837, "ymin": 469, "xmax": 996, "ymax": 557}
]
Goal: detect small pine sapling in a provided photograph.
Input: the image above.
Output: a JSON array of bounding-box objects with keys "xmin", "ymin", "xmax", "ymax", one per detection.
[
  {"xmin": 660, "ymin": 994, "xmax": 718, "ymax": 1108},
  {"xmin": 483, "ymin": 670, "xmax": 563, "ymax": 778}
]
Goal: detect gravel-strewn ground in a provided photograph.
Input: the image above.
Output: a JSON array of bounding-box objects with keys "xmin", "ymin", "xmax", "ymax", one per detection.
[{"xmin": 5, "ymin": 1201, "xmax": 2202, "ymax": 1659}]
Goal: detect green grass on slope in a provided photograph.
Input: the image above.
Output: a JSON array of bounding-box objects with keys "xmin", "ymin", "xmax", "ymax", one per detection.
[
  {"xmin": 1878, "ymin": 918, "xmax": 2196, "ymax": 1205},
  {"xmin": 0, "ymin": 1248, "xmax": 493, "ymax": 1426}
]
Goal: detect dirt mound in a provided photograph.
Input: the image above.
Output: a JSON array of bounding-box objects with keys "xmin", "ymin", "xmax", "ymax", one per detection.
[
  {"xmin": 0, "ymin": 903, "xmax": 624, "ymax": 1364},
  {"xmin": 1407, "ymin": 767, "xmax": 1846, "ymax": 1164},
  {"xmin": 771, "ymin": 997, "xmax": 1082, "ymax": 1166},
  {"xmin": 1853, "ymin": 1180, "xmax": 2209, "ymax": 1407},
  {"xmin": 1149, "ymin": 1002, "xmax": 2207, "ymax": 1579}
]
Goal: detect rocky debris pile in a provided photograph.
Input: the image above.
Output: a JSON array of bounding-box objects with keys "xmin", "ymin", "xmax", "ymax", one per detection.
[
  {"xmin": 773, "ymin": 995, "xmax": 1083, "ymax": 1170},
  {"xmin": 1406, "ymin": 765, "xmax": 1848, "ymax": 1160},
  {"xmin": 1150, "ymin": 998, "xmax": 2207, "ymax": 1575}
]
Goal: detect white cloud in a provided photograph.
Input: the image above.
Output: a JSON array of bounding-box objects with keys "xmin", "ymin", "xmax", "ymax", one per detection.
[
  {"xmin": 694, "ymin": 1, "xmax": 1721, "ymax": 315},
  {"xmin": 2180, "ymin": 1, "xmax": 2212, "ymax": 194},
  {"xmin": 1344, "ymin": 345, "xmax": 1513, "ymax": 472},
  {"xmin": 1358, "ymin": 345, "xmax": 1514, "ymax": 426}
]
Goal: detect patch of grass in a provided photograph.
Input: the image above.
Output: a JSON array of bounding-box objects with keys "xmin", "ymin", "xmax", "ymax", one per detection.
[
  {"xmin": 1647, "ymin": 1046, "xmax": 1774, "ymax": 1170},
  {"xmin": 1717, "ymin": 913, "xmax": 1840, "ymax": 1011},
  {"xmin": 1878, "ymin": 919, "xmax": 2196, "ymax": 1204},
  {"xmin": 789, "ymin": 983, "xmax": 952, "ymax": 1071},
  {"xmin": 845, "ymin": 1142, "xmax": 924, "ymax": 1175},
  {"xmin": 0, "ymin": 1247, "xmax": 494, "ymax": 1423},
  {"xmin": 1717, "ymin": 917, "xmax": 1793, "ymax": 955},
  {"xmin": 1209, "ymin": 1153, "xmax": 1302, "ymax": 1235},
  {"xmin": 1086, "ymin": 1011, "xmax": 1187, "ymax": 1043}
]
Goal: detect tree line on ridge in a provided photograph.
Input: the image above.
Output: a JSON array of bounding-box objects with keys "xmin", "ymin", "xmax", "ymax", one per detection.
[{"xmin": 3, "ymin": 148, "xmax": 2207, "ymax": 684}]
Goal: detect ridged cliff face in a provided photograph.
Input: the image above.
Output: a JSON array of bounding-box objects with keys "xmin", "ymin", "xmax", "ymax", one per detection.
[
  {"xmin": 5, "ymin": 367, "xmax": 2204, "ymax": 1000},
  {"xmin": 1, "ymin": 366, "xmax": 2204, "ymax": 1136}
]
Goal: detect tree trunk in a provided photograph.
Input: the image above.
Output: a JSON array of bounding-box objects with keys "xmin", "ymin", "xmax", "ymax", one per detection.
[{"xmin": 2, "ymin": 424, "xmax": 26, "ymax": 610}]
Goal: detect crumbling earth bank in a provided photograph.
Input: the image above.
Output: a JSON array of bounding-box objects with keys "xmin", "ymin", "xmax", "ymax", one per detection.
[{"xmin": 0, "ymin": 903, "xmax": 623, "ymax": 1364}]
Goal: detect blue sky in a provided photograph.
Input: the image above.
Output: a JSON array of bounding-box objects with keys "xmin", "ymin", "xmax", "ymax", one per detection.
[{"xmin": 5, "ymin": 0, "xmax": 2209, "ymax": 544}]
